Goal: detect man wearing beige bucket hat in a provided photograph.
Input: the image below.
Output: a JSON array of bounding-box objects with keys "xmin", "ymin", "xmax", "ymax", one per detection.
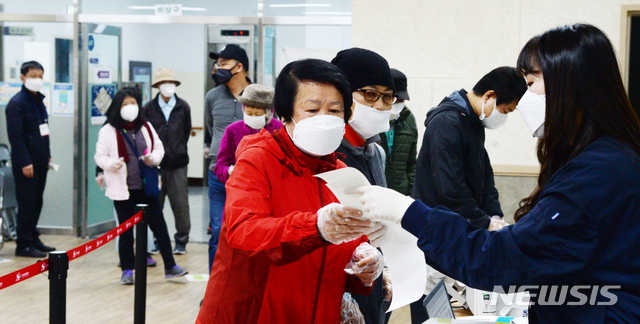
[{"xmin": 142, "ymin": 68, "xmax": 192, "ymax": 254}]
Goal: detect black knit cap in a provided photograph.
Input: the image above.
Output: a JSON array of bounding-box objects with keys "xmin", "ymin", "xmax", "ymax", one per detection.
[
  {"xmin": 391, "ymin": 68, "xmax": 409, "ymax": 101},
  {"xmin": 331, "ymin": 48, "xmax": 395, "ymax": 93}
]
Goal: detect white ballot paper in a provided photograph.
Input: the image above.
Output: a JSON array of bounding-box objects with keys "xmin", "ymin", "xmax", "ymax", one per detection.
[{"xmin": 315, "ymin": 167, "xmax": 427, "ymax": 311}]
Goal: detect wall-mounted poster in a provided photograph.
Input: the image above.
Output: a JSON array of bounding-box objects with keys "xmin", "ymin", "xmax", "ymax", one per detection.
[
  {"xmin": 0, "ymin": 82, "xmax": 23, "ymax": 106},
  {"xmin": 52, "ymin": 83, "xmax": 74, "ymax": 116},
  {"xmin": 91, "ymin": 84, "xmax": 115, "ymax": 125},
  {"xmin": 129, "ymin": 61, "xmax": 151, "ymax": 106}
]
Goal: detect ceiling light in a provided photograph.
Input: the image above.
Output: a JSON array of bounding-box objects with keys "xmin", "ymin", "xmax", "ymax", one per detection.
[{"xmin": 269, "ymin": 4, "xmax": 331, "ymax": 8}]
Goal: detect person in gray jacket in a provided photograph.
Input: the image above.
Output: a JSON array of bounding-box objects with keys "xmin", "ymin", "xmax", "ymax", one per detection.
[{"xmin": 203, "ymin": 44, "xmax": 250, "ymax": 271}]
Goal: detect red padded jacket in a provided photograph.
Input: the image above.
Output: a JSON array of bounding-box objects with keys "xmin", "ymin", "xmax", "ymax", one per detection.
[{"xmin": 196, "ymin": 127, "xmax": 371, "ymax": 324}]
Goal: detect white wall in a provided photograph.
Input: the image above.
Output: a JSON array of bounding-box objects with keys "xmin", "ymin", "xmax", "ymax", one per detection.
[{"xmin": 352, "ymin": 0, "xmax": 640, "ymax": 168}]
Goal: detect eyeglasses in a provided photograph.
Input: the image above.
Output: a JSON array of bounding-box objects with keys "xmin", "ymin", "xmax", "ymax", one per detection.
[{"xmin": 355, "ymin": 89, "xmax": 397, "ymax": 105}]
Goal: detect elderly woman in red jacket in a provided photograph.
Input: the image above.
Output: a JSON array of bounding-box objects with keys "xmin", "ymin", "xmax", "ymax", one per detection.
[{"xmin": 197, "ymin": 59, "xmax": 384, "ymax": 324}]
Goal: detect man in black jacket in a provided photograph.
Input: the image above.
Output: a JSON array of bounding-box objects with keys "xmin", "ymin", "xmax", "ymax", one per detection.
[
  {"xmin": 6, "ymin": 61, "xmax": 55, "ymax": 257},
  {"xmin": 414, "ymin": 66, "xmax": 526, "ymax": 230},
  {"xmin": 143, "ymin": 68, "xmax": 192, "ymax": 254},
  {"xmin": 410, "ymin": 67, "xmax": 526, "ymax": 323}
]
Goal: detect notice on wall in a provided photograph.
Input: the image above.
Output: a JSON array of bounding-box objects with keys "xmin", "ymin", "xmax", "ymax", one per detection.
[
  {"xmin": 91, "ymin": 84, "xmax": 115, "ymax": 125},
  {"xmin": 94, "ymin": 67, "xmax": 113, "ymax": 84},
  {"xmin": 0, "ymin": 82, "xmax": 23, "ymax": 106},
  {"xmin": 52, "ymin": 84, "xmax": 74, "ymax": 116}
]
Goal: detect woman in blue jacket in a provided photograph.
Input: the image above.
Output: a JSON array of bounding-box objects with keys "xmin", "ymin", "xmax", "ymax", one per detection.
[{"xmin": 354, "ymin": 24, "xmax": 640, "ymax": 323}]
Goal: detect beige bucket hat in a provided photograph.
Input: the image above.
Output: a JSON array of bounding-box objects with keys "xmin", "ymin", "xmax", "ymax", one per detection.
[{"xmin": 152, "ymin": 68, "xmax": 181, "ymax": 87}]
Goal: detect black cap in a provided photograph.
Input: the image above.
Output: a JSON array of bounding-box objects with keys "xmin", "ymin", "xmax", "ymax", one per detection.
[
  {"xmin": 331, "ymin": 48, "xmax": 395, "ymax": 93},
  {"xmin": 209, "ymin": 44, "xmax": 249, "ymax": 71},
  {"xmin": 391, "ymin": 69, "xmax": 409, "ymax": 101}
]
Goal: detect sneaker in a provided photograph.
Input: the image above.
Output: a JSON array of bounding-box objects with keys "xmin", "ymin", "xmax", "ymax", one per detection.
[
  {"xmin": 147, "ymin": 255, "xmax": 157, "ymax": 267},
  {"xmin": 120, "ymin": 270, "xmax": 134, "ymax": 285},
  {"xmin": 173, "ymin": 243, "xmax": 186, "ymax": 255},
  {"xmin": 165, "ymin": 265, "xmax": 188, "ymax": 279},
  {"xmin": 148, "ymin": 241, "xmax": 159, "ymax": 255}
]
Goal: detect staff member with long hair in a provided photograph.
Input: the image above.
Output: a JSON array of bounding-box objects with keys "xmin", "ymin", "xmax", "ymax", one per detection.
[{"xmin": 354, "ymin": 24, "xmax": 640, "ymax": 323}]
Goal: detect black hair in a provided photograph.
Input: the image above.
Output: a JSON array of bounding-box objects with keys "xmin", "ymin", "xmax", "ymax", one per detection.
[
  {"xmin": 472, "ymin": 66, "xmax": 527, "ymax": 106},
  {"xmin": 274, "ymin": 59, "xmax": 352, "ymax": 123},
  {"xmin": 105, "ymin": 87, "xmax": 144, "ymax": 128},
  {"xmin": 21, "ymin": 61, "xmax": 44, "ymax": 75},
  {"xmin": 514, "ymin": 23, "xmax": 640, "ymax": 222}
]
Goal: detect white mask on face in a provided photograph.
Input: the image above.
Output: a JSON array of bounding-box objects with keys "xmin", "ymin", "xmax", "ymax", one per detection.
[
  {"xmin": 159, "ymin": 83, "xmax": 176, "ymax": 98},
  {"xmin": 291, "ymin": 115, "xmax": 345, "ymax": 157},
  {"xmin": 480, "ymin": 99, "xmax": 508, "ymax": 129},
  {"xmin": 244, "ymin": 113, "xmax": 267, "ymax": 130},
  {"xmin": 24, "ymin": 78, "xmax": 44, "ymax": 92},
  {"xmin": 349, "ymin": 100, "xmax": 391, "ymax": 139},
  {"xmin": 516, "ymin": 90, "xmax": 546, "ymax": 138},
  {"xmin": 120, "ymin": 104, "xmax": 139, "ymax": 122},
  {"xmin": 389, "ymin": 102, "xmax": 405, "ymax": 121}
]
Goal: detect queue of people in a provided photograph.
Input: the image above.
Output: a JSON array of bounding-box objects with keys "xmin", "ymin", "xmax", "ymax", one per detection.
[{"xmin": 6, "ymin": 21, "xmax": 640, "ymax": 324}]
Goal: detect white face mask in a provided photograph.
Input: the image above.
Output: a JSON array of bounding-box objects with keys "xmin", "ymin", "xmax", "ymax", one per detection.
[
  {"xmin": 244, "ymin": 113, "xmax": 267, "ymax": 130},
  {"xmin": 349, "ymin": 100, "xmax": 391, "ymax": 139},
  {"xmin": 291, "ymin": 115, "xmax": 345, "ymax": 157},
  {"xmin": 516, "ymin": 90, "xmax": 546, "ymax": 138},
  {"xmin": 479, "ymin": 99, "xmax": 508, "ymax": 130},
  {"xmin": 389, "ymin": 102, "xmax": 405, "ymax": 121},
  {"xmin": 24, "ymin": 78, "xmax": 44, "ymax": 92},
  {"xmin": 159, "ymin": 83, "xmax": 176, "ymax": 98},
  {"xmin": 120, "ymin": 104, "xmax": 139, "ymax": 122}
]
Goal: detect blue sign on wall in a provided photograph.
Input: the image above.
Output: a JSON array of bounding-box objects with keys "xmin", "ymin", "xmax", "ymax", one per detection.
[{"xmin": 88, "ymin": 35, "xmax": 95, "ymax": 51}]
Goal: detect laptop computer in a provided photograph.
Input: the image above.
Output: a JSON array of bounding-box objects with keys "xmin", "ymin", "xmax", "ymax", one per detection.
[{"xmin": 423, "ymin": 278, "xmax": 456, "ymax": 319}]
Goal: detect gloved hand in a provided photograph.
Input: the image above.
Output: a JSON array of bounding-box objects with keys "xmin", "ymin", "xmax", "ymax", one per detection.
[
  {"xmin": 95, "ymin": 173, "xmax": 105, "ymax": 190},
  {"xmin": 112, "ymin": 157, "xmax": 124, "ymax": 170},
  {"xmin": 204, "ymin": 146, "xmax": 210, "ymax": 157},
  {"xmin": 488, "ymin": 216, "xmax": 508, "ymax": 231},
  {"xmin": 345, "ymin": 242, "xmax": 384, "ymax": 287},
  {"xmin": 340, "ymin": 293, "xmax": 365, "ymax": 324},
  {"xmin": 366, "ymin": 223, "xmax": 387, "ymax": 247},
  {"xmin": 142, "ymin": 154, "xmax": 154, "ymax": 166},
  {"xmin": 228, "ymin": 165, "xmax": 235, "ymax": 176},
  {"xmin": 382, "ymin": 267, "xmax": 393, "ymax": 302},
  {"xmin": 352, "ymin": 186, "xmax": 414, "ymax": 223},
  {"xmin": 316, "ymin": 203, "xmax": 380, "ymax": 245}
]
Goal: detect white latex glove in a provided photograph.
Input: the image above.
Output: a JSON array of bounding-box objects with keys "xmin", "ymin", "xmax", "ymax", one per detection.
[
  {"xmin": 366, "ymin": 223, "xmax": 387, "ymax": 247},
  {"xmin": 95, "ymin": 173, "xmax": 105, "ymax": 190},
  {"xmin": 488, "ymin": 216, "xmax": 508, "ymax": 231},
  {"xmin": 142, "ymin": 154, "xmax": 154, "ymax": 166},
  {"xmin": 112, "ymin": 157, "xmax": 124, "ymax": 170},
  {"xmin": 345, "ymin": 242, "xmax": 384, "ymax": 287},
  {"xmin": 352, "ymin": 186, "xmax": 414, "ymax": 223},
  {"xmin": 316, "ymin": 203, "xmax": 380, "ymax": 245},
  {"xmin": 228, "ymin": 165, "xmax": 235, "ymax": 176}
]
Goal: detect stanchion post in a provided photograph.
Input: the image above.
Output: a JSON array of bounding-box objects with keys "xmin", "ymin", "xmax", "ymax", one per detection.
[
  {"xmin": 134, "ymin": 204, "xmax": 148, "ymax": 324},
  {"xmin": 49, "ymin": 251, "xmax": 69, "ymax": 324}
]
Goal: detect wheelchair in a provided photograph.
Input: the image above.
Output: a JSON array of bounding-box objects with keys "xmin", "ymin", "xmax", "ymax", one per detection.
[{"xmin": 0, "ymin": 144, "xmax": 18, "ymax": 252}]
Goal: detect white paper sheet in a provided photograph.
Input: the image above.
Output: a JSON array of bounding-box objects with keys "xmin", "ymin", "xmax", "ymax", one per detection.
[{"xmin": 315, "ymin": 167, "xmax": 427, "ymax": 311}]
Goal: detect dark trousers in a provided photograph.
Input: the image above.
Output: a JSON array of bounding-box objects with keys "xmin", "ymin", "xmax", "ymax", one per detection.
[
  {"xmin": 13, "ymin": 163, "xmax": 48, "ymax": 249},
  {"xmin": 114, "ymin": 190, "xmax": 176, "ymax": 270},
  {"xmin": 352, "ymin": 274, "xmax": 386, "ymax": 324},
  {"xmin": 159, "ymin": 166, "xmax": 190, "ymax": 245}
]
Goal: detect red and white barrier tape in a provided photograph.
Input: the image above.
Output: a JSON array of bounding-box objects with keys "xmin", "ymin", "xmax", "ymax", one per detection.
[{"xmin": 0, "ymin": 211, "xmax": 143, "ymax": 291}]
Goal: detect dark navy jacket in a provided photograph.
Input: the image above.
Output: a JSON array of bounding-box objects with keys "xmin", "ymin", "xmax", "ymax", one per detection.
[
  {"xmin": 5, "ymin": 86, "xmax": 50, "ymax": 168},
  {"xmin": 403, "ymin": 136, "xmax": 640, "ymax": 323}
]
